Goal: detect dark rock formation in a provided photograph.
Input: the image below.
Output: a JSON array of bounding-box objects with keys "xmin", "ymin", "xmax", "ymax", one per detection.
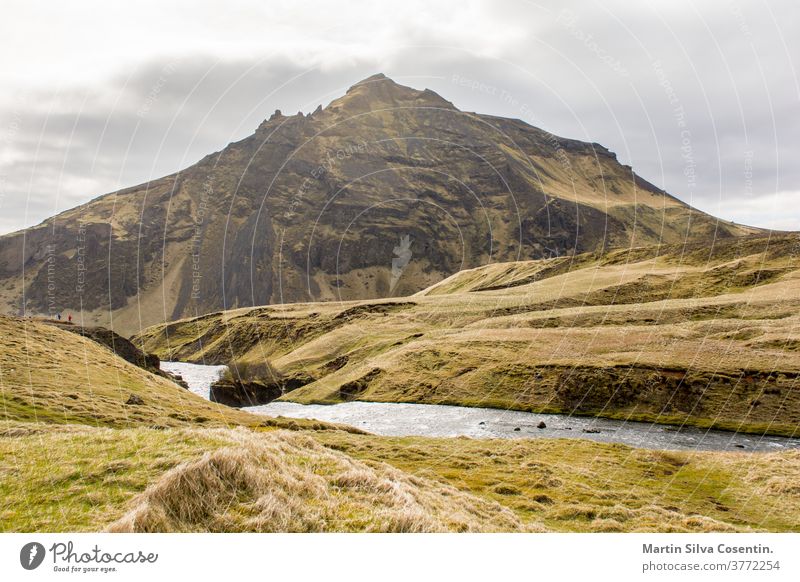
[
  {"xmin": 164, "ymin": 372, "xmax": 190, "ymax": 390},
  {"xmin": 209, "ymin": 371, "xmax": 314, "ymax": 408},
  {"xmin": 210, "ymin": 379, "xmax": 283, "ymax": 408}
]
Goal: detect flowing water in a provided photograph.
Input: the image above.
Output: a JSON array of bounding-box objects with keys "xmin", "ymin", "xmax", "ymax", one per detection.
[
  {"xmin": 163, "ymin": 361, "xmax": 800, "ymax": 452},
  {"xmin": 161, "ymin": 361, "xmax": 227, "ymax": 399}
]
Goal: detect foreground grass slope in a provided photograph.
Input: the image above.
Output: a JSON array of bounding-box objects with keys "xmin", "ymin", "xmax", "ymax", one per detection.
[
  {"xmin": 136, "ymin": 233, "xmax": 800, "ymax": 436},
  {"xmin": 319, "ymin": 432, "xmax": 800, "ymax": 532},
  {"xmin": 107, "ymin": 429, "xmax": 527, "ymax": 533},
  {"xmin": 3, "ymin": 422, "xmax": 799, "ymax": 532}
]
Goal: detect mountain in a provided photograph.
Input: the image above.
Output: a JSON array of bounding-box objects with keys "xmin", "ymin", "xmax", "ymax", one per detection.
[{"xmin": 0, "ymin": 73, "xmax": 759, "ymax": 335}]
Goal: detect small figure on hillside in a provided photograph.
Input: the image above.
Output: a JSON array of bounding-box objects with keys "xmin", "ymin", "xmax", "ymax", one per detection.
[
  {"xmin": 56, "ymin": 313, "xmax": 61, "ymax": 321},
  {"xmin": 68, "ymin": 314, "xmax": 72, "ymax": 323}
]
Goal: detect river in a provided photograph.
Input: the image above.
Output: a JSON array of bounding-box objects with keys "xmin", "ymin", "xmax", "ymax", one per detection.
[{"xmin": 162, "ymin": 361, "xmax": 800, "ymax": 452}]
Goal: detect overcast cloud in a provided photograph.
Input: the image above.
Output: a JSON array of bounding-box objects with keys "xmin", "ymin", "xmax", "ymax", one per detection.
[{"xmin": 0, "ymin": 0, "xmax": 798, "ymax": 234}]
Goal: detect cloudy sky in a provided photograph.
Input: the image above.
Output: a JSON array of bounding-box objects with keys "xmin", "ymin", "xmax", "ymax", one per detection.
[{"xmin": 0, "ymin": 0, "xmax": 797, "ymax": 234}]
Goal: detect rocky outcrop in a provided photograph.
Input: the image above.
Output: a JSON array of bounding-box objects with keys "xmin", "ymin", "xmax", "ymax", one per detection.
[
  {"xmin": 210, "ymin": 372, "xmax": 315, "ymax": 408},
  {"xmin": 125, "ymin": 394, "xmax": 144, "ymax": 405},
  {"xmin": 210, "ymin": 379, "xmax": 283, "ymax": 407}
]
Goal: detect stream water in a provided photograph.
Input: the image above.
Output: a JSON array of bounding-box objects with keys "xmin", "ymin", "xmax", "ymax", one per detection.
[
  {"xmin": 162, "ymin": 361, "xmax": 800, "ymax": 452},
  {"xmin": 161, "ymin": 361, "xmax": 227, "ymax": 399}
]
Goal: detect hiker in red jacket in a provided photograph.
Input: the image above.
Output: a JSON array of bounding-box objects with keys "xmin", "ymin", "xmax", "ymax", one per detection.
[{"xmin": 68, "ymin": 314, "xmax": 72, "ymax": 323}]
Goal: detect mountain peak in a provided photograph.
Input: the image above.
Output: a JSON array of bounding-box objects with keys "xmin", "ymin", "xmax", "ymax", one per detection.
[
  {"xmin": 355, "ymin": 72, "xmax": 388, "ymax": 84},
  {"xmin": 327, "ymin": 74, "xmax": 456, "ymax": 114}
]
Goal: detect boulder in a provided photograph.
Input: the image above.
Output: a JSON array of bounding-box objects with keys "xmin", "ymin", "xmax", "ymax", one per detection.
[
  {"xmin": 125, "ymin": 394, "xmax": 144, "ymax": 405},
  {"xmin": 165, "ymin": 372, "xmax": 190, "ymax": 390}
]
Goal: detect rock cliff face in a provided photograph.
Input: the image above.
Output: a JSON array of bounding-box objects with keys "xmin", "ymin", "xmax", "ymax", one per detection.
[{"xmin": 0, "ymin": 74, "xmax": 758, "ymax": 335}]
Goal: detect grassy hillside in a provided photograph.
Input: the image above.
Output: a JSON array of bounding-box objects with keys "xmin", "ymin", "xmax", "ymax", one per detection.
[
  {"xmin": 3, "ymin": 421, "xmax": 798, "ymax": 532},
  {"xmin": 0, "ymin": 315, "xmax": 261, "ymax": 428},
  {"xmin": 319, "ymin": 431, "xmax": 800, "ymax": 532},
  {"xmin": 4, "ymin": 233, "xmax": 800, "ymax": 533},
  {"xmin": 135, "ymin": 233, "xmax": 800, "ymax": 436}
]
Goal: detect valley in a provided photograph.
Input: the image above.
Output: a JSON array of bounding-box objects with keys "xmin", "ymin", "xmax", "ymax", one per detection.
[{"xmin": 136, "ymin": 233, "xmax": 800, "ymax": 437}]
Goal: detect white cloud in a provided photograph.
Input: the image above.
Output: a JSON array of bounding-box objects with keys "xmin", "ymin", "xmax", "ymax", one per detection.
[
  {"xmin": 695, "ymin": 190, "xmax": 800, "ymax": 231},
  {"xmin": 0, "ymin": 0, "xmax": 798, "ymax": 234},
  {"xmin": 0, "ymin": 0, "xmax": 527, "ymax": 90}
]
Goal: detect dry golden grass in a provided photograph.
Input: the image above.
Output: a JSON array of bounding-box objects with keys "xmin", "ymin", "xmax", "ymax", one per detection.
[
  {"xmin": 107, "ymin": 429, "xmax": 528, "ymax": 533},
  {"xmin": 317, "ymin": 432, "xmax": 800, "ymax": 533},
  {"xmin": 0, "ymin": 423, "xmax": 232, "ymax": 531},
  {"xmin": 0, "ymin": 315, "xmax": 259, "ymax": 428}
]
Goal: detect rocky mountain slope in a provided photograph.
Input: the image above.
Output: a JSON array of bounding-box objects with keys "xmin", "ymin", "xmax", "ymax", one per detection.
[{"xmin": 0, "ymin": 74, "xmax": 758, "ymax": 336}]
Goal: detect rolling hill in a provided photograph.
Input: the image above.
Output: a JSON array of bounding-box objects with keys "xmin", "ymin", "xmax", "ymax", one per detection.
[{"xmin": 0, "ymin": 315, "xmax": 257, "ymax": 427}]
